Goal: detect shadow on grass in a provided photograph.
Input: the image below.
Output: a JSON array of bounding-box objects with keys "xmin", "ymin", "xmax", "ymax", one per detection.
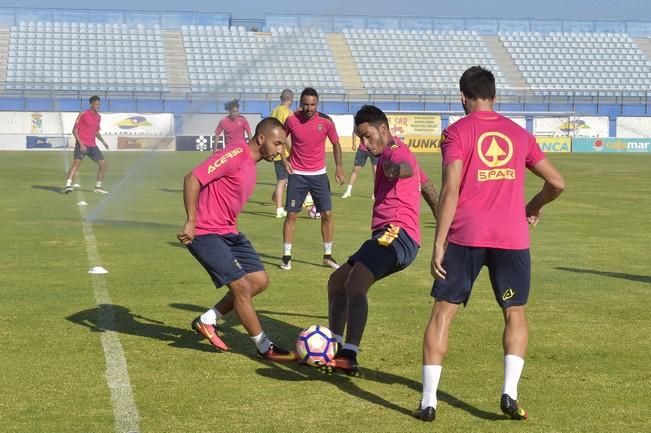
[
  {"xmin": 32, "ymin": 184, "xmax": 66, "ymax": 195},
  {"xmin": 556, "ymin": 266, "xmax": 651, "ymax": 284},
  {"xmin": 167, "ymin": 303, "xmax": 503, "ymax": 421},
  {"xmin": 66, "ymin": 304, "xmax": 214, "ymax": 353},
  {"xmin": 158, "ymin": 188, "xmax": 182, "ymax": 193}
]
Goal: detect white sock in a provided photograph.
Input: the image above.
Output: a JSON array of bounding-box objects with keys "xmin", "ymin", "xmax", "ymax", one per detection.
[
  {"xmin": 251, "ymin": 331, "xmax": 272, "ymax": 353},
  {"xmin": 200, "ymin": 307, "xmax": 223, "ymax": 325},
  {"xmin": 335, "ymin": 334, "xmax": 344, "ymax": 345},
  {"xmin": 421, "ymin": 365, "xmax": 443, "ymax": 409},
  {"xmin": 95, "ymin": 181, "xmax": 102, "ymax": 188},
  {"xmin": 342, "ymin": 343, "xmax": 358, "ymax": 353},
  {"xmin": 277, "ymin": 207, "xmax": 284, "ymax": 213},
  {"xmin": 503, "ymin": 354, "xmax": 525, "ymax": 400},
  {"xmin": 346, "ymin": 185, "xmax": 352, "ymax": 193},
  {"xmin": 324, "ymin": 242, "xmax": 333, "ymax": 255},
  {"xmin": 283, "ymin": 243, "xmax": 292, "ymax": 256},
  {"xmin": 65, "ymin": 179, "xmax": 72, "ymax": 186}
]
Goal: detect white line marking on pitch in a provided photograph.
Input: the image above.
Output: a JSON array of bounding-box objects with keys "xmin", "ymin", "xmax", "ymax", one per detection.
[{"xmin": 76, "ymin": 191, "xmax": 140, "ymax": 433}]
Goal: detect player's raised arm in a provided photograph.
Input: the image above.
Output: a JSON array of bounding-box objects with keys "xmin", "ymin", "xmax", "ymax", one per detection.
[
  {"xmin": 178, "ymin": 172, "xmax": 201, "ymax": 245},
  {"xmin": 525, "ymin": 159, "xmax": 565, "ymax": 226}
]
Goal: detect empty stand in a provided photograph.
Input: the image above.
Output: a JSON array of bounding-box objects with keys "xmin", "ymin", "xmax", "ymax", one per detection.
[
  {"xmin": 6, "ymin": 21, "xmax": 168, "ymax": 93},
  {"xmin": 501, "ymin": 32, "xmax": 651, "ymax": 97},
  {"xmin": 182, "ymin": 25, "xmax": 344, "ymax": 94}
]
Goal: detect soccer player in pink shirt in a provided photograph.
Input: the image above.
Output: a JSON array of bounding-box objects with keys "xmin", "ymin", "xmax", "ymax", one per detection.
[
  {"xmin": 280, "ymin": 87, "xmax": 346, "ymax": 270},
  {"xmin": 214, "ymin": 99, "xmax": 251, "ymax": 151},
  {"xmin": 63, "ymin": 95, "xmax": 110, "ymax": 194},
  {"xmin": 325, "ymin": 106, "xmax": 438, "ymax": 376},
  {"xmin": 177, "ymin": 117, "xmax": 297, "ymax": 362},
  {"xmin": 415, "ymin": 67, "xmax": 565, "ymax": 422}
]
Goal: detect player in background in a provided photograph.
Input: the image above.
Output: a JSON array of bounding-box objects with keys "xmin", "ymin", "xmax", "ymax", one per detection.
[
  {"xmin": 415, "ymin": 66, "xmax": 565, "ymax": 422},
  {"xmin": 280, "ymin": 87, "xmax": 346, "ymax": 271},
  {"xmin": 178, "ymin": 117, "xmax": 297, "ymax": 362},
  {"xmin": 325, "ymin": 105, "xmax": 439, "ymax": 376},
  {"xmin": 64, "ymin": 95, "xmax": 110, "ymax": 194},
  {"xmin": 341, "ymin": 132, "xmax": 378, "ymax": 199},
  {"xmin": 270, "ymin": 89, "xmax": 294, "ymax": 218},
  {"xmin": 214, "ymin": 99, "xmax": 251, "ymax": 152}
]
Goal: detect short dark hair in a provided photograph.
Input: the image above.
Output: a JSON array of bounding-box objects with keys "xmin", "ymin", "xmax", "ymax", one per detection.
[
  {"xmin": 354, "ymin": 105, "xmax": 389, "ymax": 129},
  {"xmin": 254, "ymin": 117, "xmax": 284, "ymax": 136},
  {"xmin": 300, "ymin": 87, "xmax": 319, "ymax": 101},
  {"xmin": 225, "ymin": 99, "xmax": 240, "ymax": 111},
  {"xmin": 89, "ymin": 95, "xmax": 100, "ymax": 104},
  {"xmin": 459, "ymin": 66, "xmax": 496, "ymax": 100},
  {"xmin": 280, "ymin": 88, "xmax": 294, "ymax": 102}
]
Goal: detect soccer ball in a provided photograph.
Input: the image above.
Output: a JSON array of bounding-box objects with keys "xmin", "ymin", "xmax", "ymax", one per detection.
[
  {"xmin": 303, "ymin": 193, "xmax": 314, "ymax": 208},
  {"xmin": 308, "ymin": 205, "xmax": 321, "ymax": 219},
  {"xmin": 296, "ymin": 325, "xmax": 337, "ymax": 366}
]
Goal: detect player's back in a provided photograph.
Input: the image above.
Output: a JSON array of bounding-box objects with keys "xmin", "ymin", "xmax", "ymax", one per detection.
[{"xmin": 442, "ymin": 111, "xmax": 545, "ymax": 250}]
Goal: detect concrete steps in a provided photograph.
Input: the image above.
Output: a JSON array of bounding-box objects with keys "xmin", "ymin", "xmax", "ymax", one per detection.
[{"xmin": 326, "ymin": 33, "xmax": 367, "ymax": 99}]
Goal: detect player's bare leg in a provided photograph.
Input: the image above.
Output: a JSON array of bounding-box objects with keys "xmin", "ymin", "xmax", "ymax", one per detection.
[
  {"xmin": 325, "ymin": 262, "xmax": 374, "ymax": 376},
  {"xmin": 342, "ymin": 166, "xmax": 361, "ymax": 198},
  {"xmin": 64, "ymin": 159, "xmax": 82, "ymax": 193},
  {"xmin": 274, "ymin": 179, "xmax": 287, "ymax": 217},
  {"xmin": 320, "ymin": 210, "xmax": 339, "ymax": 269},
  {"xmin": 327, "ymin": 263, "xmax": 352, "ymax": 341},
  {"xmin": 94, "ymin": 160, "xmax": 108, "ymax": 194},
  {"xmin": 416, "ymin": 300, "xmax": 460, "ymax": 422},
  {"xmin": 280, "ymin": 212, "xmax": 299, "ymax": 270},
  {"xmin": 500, "ymin": 306, "xmax": 529, "ymax": 420}
]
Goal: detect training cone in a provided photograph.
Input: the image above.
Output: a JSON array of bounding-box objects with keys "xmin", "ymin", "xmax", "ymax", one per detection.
[{"xmin": 88, "ymin": 266, "xmax": 109, "ymax": 274}]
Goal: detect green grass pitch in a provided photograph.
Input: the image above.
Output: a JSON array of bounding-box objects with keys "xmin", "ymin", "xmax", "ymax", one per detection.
[{"xmin": 1, "ymin": 150, "xmax": 649, "ymax": 433}]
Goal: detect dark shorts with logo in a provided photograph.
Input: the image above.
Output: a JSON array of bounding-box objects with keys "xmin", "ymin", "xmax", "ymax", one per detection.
[
  {"xmin": 74, "ymin": 141, "xmax": 104, "ymax": 161},
  {"xmin": 285, "ymin": 173, "xmax": 332, "ymax": 213},
  {"xmin": 187, "ymin": 233, "xmax": 265, "ymax": 288},
  {"xmin": 431, "ymin": 243, "xmax": 531, "ymax": 308},
  {"xmin": 274, "ymin": 160, "xmax": 288, "ymax": 180},
  {"xmin": 348, "ymin": 225, "xmax": 419, "ymax": 281},
  {"xmin": 354, "ymin": 148, "xmax": 379, "ymax": 167}
]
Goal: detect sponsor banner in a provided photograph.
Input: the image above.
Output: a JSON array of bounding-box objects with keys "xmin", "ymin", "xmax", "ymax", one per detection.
[
  {"xmin": 572, "ymin": 137, "xmax": 651, "ymax": 153},
  {"xmin": 117, "ymin": 136, "xmax": 175, "ymax": 151},
  {"xmin": 448, "ymin": 114, "xmax": 526, "ymax": 129},
  {"xmin": 25, "ymin": 136, "xmax": 68, "ymax": 149},
  {"xmin": 535, "ymin": 136, "xmax": 572, "ymax": 153},
  {"xmin": 0, "ymin": 112, "xmax": 66, "ymax": 135},
  {"xmin": 534, "ymin": 116, "xmax": 609, "ymax": 138},
  {"xmin": 387, "ymin": 113, "xmax": 442, "ymax": 153},
  {"xmin": 176, "ymin": 135, "xmax": 225, "ymax": 152},
  {"xmin": 616, "ymin": 117, "xmax": 651, "ymax": 138},
  {"xmin": 330, "ymin": 114, "xmax": 355, "ymax": 151},
  {"xmin": 99, "ymin": 113, "xmax": 174, "ymax": 136}
]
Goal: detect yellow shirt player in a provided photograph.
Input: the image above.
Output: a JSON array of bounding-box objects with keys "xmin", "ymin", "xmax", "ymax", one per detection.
[{"xmin": 271, "ymin": 89, "xmax": 294, "ymax": 218}]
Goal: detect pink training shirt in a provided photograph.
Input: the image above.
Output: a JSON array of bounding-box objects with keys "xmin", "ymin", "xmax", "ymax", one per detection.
[
  {"xmin": 75, "ymin": 109, "xmax": 101, "ymax": 147},
  {"xmin": 372, "ymin": 137, "xmax": 427, "ymax": 246},
  {"xmin": 442, "ymin": 111, "xmax": 546, "ymax": 250},
  {"xmin": 192, "ymin": 143, "xmax": 256, "ymax": 236},
  {"xmin": 285, "ymin": 111, "xmax": 339, "ymax": 173},
  {"xmin": 215, "ymin": 115, "xmax": 251, "ymax": 147}
]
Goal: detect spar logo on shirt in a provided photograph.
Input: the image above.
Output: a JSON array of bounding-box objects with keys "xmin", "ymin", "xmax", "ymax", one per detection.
[
  {"xmin": 207, "ymin": 147, "xmax": 243, "ymax": 174},
  {"xmin": 477, "ymin": 132, "xmax": 515, "ymax": 182}
]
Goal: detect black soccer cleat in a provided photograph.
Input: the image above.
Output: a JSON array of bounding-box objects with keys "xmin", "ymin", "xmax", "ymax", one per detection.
[
  {"xmin": 500, "ymin": 393, "xmax": 528, "ymax": 420},
  {"xmin": 412, "ymin": 405, "xmax": 436, "ymax": 422}
]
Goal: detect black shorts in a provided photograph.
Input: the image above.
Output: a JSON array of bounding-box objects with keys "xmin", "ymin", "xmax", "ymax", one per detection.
[
  {"xmin": 285, "ymin": 173, "xmax": 332, "ymax": 213},
  {"xmin": 274, "ymin": 160, "xmax": 288, "ymax": 180},
  {"xmin": 354, "ymin": 148, "xmax": 379, "ymax": 167},
  {"xmin": 74, "ymin": 142, "xmax": 104, "ymax": 162},
  {"xmin": 348, "ymin": 225, "xmax": 419, "ymax": 280},
  {"xmin": 187, "ymin": 232, "xmax": 265, "ymax": 288},
  {"xmin": 431, "ymin": 243, "xmax": 531, "ymax": 308}
]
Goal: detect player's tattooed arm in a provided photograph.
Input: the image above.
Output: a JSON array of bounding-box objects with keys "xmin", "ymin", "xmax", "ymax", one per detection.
[
  {"xmin": 420, "ymin": 179, "xmax": 439, "ymax": 220},
  {"xmin": 383, "ymin": 161, "xmax": 413, "ymax": 179}
]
